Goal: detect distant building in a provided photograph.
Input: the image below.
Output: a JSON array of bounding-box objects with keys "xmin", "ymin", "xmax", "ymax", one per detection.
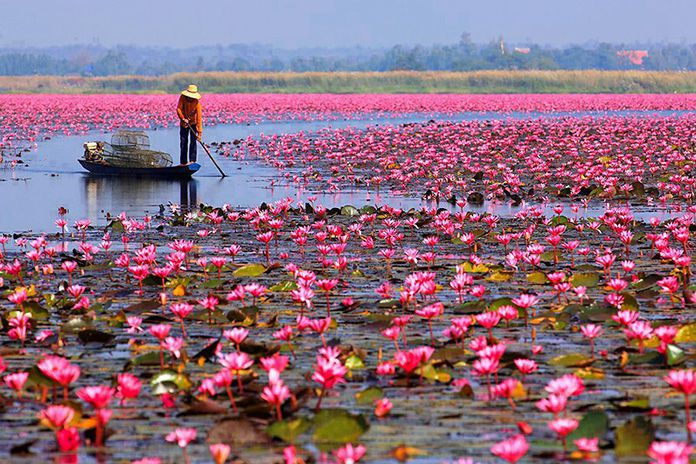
[
  {"xmin": 514, "ymin": 47, "xmax": 531, "ymax": 54},
  {"xmin": 616, "ymin": 50, "xmax": 649, "ymax": 65}
]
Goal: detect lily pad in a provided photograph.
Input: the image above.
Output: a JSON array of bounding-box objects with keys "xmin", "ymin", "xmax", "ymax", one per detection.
[
  {"xmin": 208, "ymin": 418, "xmax": 271, "ymax": 446},
  {"xmin": 233, "ymin": 263, "xmax": 267, "ymax": 277},
  {"xmin": 570, "ymin": 272, "xmax": 600, "ymax": 288},
  {"xmin": 340, "ymin": 205, "xmax": 360, "ymax": 217},
  {"xmin": 312, "ymin": 409, "xmax": 369, "ymax": 444},
  {"xmin": 568, "ymin": 409, "xmax": 609, "ymax": 443},
  {"xmin": 267, "ymin": 417, "xmax": 312, "ymax": 443},
  {"xmin": 675, "ymin": 323, "xmax": 696, "ymax": 343},
  {"xmin": 615, "ymin": 416, "xmax": 655, "ymax": 456},
  {"xmin": 269, "ymin": 281, "xmax": 298, "ymax": 292},
  {"xmin": 666, "ymin": 344, "xmax": 685, "ymax": 366},
  {"xmin": 345, "ymin": 354, "xmax": 365, "ymax": 370},
  {"xmin": 150, "ymin": 369, "xmax": 192, "ymax": 392},
  {"xmin": 486, "ymin": 270, "xmax": 513, "ymax": 282},
  {"xmin": 549, "ymin": 353, "xmax": 594, "ymax": 368},
  {"xmin": 355, "ymin": 387, "xmax": 383, "ymax": 405},
  {"xmin": 526, "ymin": 271, "xmax": 548, "ymax": 285}
]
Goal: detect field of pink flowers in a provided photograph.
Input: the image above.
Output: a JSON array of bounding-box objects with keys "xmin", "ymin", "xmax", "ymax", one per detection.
[
  {"xmin": 0, "ymin": 94, "xmax": 695, "ymax": 463},
  {"xmin": 2, "ymin": 93, "xmax": 696, "ymax": 155}
]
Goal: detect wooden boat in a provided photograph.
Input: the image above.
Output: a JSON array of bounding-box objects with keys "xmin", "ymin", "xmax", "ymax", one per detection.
[
  {"xmin": 79, "ymin": 159, "xmax": 201, "ymax": 179},
  {"xmin": 79, "ymin": 130, "xmax": 201, "ymax": 179}
]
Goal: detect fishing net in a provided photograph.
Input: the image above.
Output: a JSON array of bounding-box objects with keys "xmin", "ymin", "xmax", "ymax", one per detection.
[{"xmin": 83, "ymin": 130, "xmax": 173, "ymax": 168}]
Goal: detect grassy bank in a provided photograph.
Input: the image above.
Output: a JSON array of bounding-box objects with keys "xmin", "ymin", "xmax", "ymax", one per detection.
[{"xmin": 0, "ymin": 70, "xmax": 695, "ymax": 93}]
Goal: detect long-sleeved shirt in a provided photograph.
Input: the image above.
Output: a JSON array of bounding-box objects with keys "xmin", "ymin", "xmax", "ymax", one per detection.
[{"xmin": 176, "ymin": 95, "xmax": 202, "ymax": 134}]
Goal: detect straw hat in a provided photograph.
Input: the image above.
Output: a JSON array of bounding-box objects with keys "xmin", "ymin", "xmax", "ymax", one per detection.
[{"xmin": 181, "ymin": 84, "xmax": 201, "ymax": 100}]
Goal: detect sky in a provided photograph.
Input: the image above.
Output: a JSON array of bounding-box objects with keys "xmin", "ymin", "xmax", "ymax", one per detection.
[{"xmin": 0, "ymin": 0, "xmax": 693, "ymax": 49}]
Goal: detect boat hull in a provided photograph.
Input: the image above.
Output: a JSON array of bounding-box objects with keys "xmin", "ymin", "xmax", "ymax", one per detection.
[{"xmin": 78, "ymin": 160, "xmax": 200, "ymax": 179}]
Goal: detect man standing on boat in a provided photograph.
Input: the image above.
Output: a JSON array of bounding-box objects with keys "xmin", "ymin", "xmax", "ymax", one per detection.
[{"xmin": 177, "ymin": 84, "xmax": 202, "ymax": 165}]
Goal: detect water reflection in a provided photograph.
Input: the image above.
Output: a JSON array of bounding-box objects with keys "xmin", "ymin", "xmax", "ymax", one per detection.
[
  {"xmin": 179, "ymin": 179, "xmax": 198, "ymax": 210},
  {"xmin": 82, "ymin": 176, "xmax": 200, "ymax": 219}
]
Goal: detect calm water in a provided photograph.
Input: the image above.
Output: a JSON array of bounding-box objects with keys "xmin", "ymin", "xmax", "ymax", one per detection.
[{"xmin": 0, "ymin": 110, "xmax": 689, "ymax": 233}]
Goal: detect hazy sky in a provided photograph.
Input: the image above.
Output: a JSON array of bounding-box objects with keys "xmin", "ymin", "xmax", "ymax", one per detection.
[{"xmin": 1, "ymin": 0, "xmax": 693, "ymax": 48}]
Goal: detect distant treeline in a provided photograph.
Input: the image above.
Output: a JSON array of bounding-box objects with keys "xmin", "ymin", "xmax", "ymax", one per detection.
[
  {"xmin": 0, "ymin": 37, "xmax": 695, "ymax": 76},
  {"xmin": 1, "ymin": 71, "xmax": 695, "ymax": 94}
]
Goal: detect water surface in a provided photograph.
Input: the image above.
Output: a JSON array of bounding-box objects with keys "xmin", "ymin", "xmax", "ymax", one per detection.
[{"xmin": 1, "ymin": 110, "xmax": 689, "ymax": 232}]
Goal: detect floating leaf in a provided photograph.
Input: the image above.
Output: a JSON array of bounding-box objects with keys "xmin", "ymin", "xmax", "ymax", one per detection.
[
  {"xmin": 454, "ymin": 299, "xmax": 487, "ymax": 314},
  {"xmin": 77, "ymin": 329, "xmax": 115, "ymax": 345},
  {"xmin": 208, "ymin": 418, "xmax": 271, "ymax": 446},
  {"xmin": 21, "ymin": 301, "xmax": 49, "ymax": 320},
  {"xmin": 27, "ymin": 365, "xmax": 55, "ymax": 388},
  {"xmin": 568, "ymin": 409, "xmax": 609, "ymax": 443},
  {"xmin": 486, "ymin": 270, "xmax": 513, "ymax": 282},
  {"xmin": 489, "ymin": 297, "xmax": 517, "ymax": 312},
  {"xmin": 355, "ymin": 387, "xmax": 383, "ymax": 405},
  {"xmin": 460, "ymin": 262, "xmax": 489, "ymax": 273},
  {"xmin": 267, "ymin": 417, "xmax": 311, "ymax": 443},
  {"xmin": 269, "ymin": 281, "xmax": 298, "ymax": 292},
  {"xmin": 628, "ymin": 351, "xmax": 662, "ymax": 365},
  {"xmin": 233, "ymin": 263, "xmax": 267, "ymax": 277},
  {"xmin": 123, "ymin": 298, "xmax": 161, "ymax": 313},
  {"xmin": 666, "ymin": 344, "xmax": 685, "ymax": 366},
  {"xmin": 151, "ymin": 369, "xmax": 192, "ymax": 392},
  {"xmin": 417, "ymin": 363, "xmax": 451, "ymax": 383},
  {"xmin": 340, "ymin": 205, "xmax": 359, "ymax": 217},
  {"xmin": 378, "ymin": 299, "xmax": 400, "ymax": 309},
  {"xmin": 201, "ymin": 279, "xmax": 222, "ymax": 289},
  {"xmin": 183, "ymin": 398, "xmax": 228, "ymax": 415},
  {"xmin": 632, "ymin": 274, "xmax": 662, "ymax": 292},
  {"xmin": 575, "ymin": 367, "xmax": 605, "ymax": 380},
  {"xmin": 619, "ymin": 292, "xmax": 640, "ymax": 311},
  {"xmin": 345, "ymin": 354, "xmax": 365, "ymax": 370},
  {"xmin": 616, "ymin": 397, "xmax": 651, "ymax": 411},
  {"xmin": 570, "ymin": 272, "xmax": 600, "ymax": 288},
  {"xmin": 129, "ymin": 351, "xmax": 162, "ymax": 367},
  {"xmin": 549, "ymin": 353, "xmax": 594, "ymax": 368},
  {"xmin": 676, "ymin": 323, "xmax": 696, "ymax": 343},
  {"xmin": 615, "ymin": 417, "xmax": 655, "ymax": 456},
  {"xmin": 312, "ymin": 409, "xmax": 369, "ymax": 444},
  {"xmin": 575, "ymin": 303, "xmax": 614, "ymax": 323},
  {"xmin": 526, "ymin": 271, "xmax": 548, "ymax": 285}
]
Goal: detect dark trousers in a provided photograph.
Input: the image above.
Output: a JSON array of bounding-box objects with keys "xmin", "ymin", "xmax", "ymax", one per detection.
[{"xmin": 179, "ymin": 126, "xmax": 198, "ymax": 164}]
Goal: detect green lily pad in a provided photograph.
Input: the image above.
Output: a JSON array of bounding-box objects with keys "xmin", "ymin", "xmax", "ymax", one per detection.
[
  {"xmin": 615, "ymin": 417, "xmax": 655, "ymax": 456},
  {"xmin": 340, "ymin": 205, "xmax": 359, "ymax": 217},
  {"xmin": 267, "ymin": 417, "xmax": 311, "ymax": 443},
  {"xmin": 233, "ymin": 263, "xmax": 267, "ymax": 277},
  {"xmin": 21, "ymin": 301, "xmax": 50, "ymax": 320},
  {"xmin": 269, "ymin": 281, "xmax": 298, "ymax": 292},
  {"xmin": 570, "ymin": 272, "xmax": 600, "ymax": 288},
  {"xmin": 129, "ymin": 351, "xmax": 162, "ymax": 367},
  {"xmin": 676, "ymin": 323, "xmax": 696, "ymax": 343},
  {"xmin": 526, "ymin": 271, "xmax": 548, "ymax": 285},
  {"xmin": 355, "ymin": 387, "xmax": 383, "ymax": 405},
  {"xmin": 486, "ymin": 270, "xmax": 513, "ymax": 282},
  {"xmin": 632, "ymin": 274, "xmax": 662, "ymax": 292},
  {"xmin": 345, "ymin": 354, "xmax": 365, "ymax": 370},
  {"xmin": 150, "ymin": 369, "xmax": 192, "ymax": 393},
  {"xmin": 459, "ymin": 262, "xmax": 489, "ymax": 273},
  {"xmin": 312, "ymin": 409, "xmax": 369, "ymax": 444},
  {"xmin": 667, "ymin": 344, "xmax": 686, "ymax": 366},
  {"xmin": 549, "ymin": 353, "xmax": 594, "ymax": 368},
  {"xmin": 568, "ymin": 409, "xmax": 609, "ymax": 443},
  {"xmin": 201, "ymin": 279, "xmax": 223, "ymax": 289}
]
